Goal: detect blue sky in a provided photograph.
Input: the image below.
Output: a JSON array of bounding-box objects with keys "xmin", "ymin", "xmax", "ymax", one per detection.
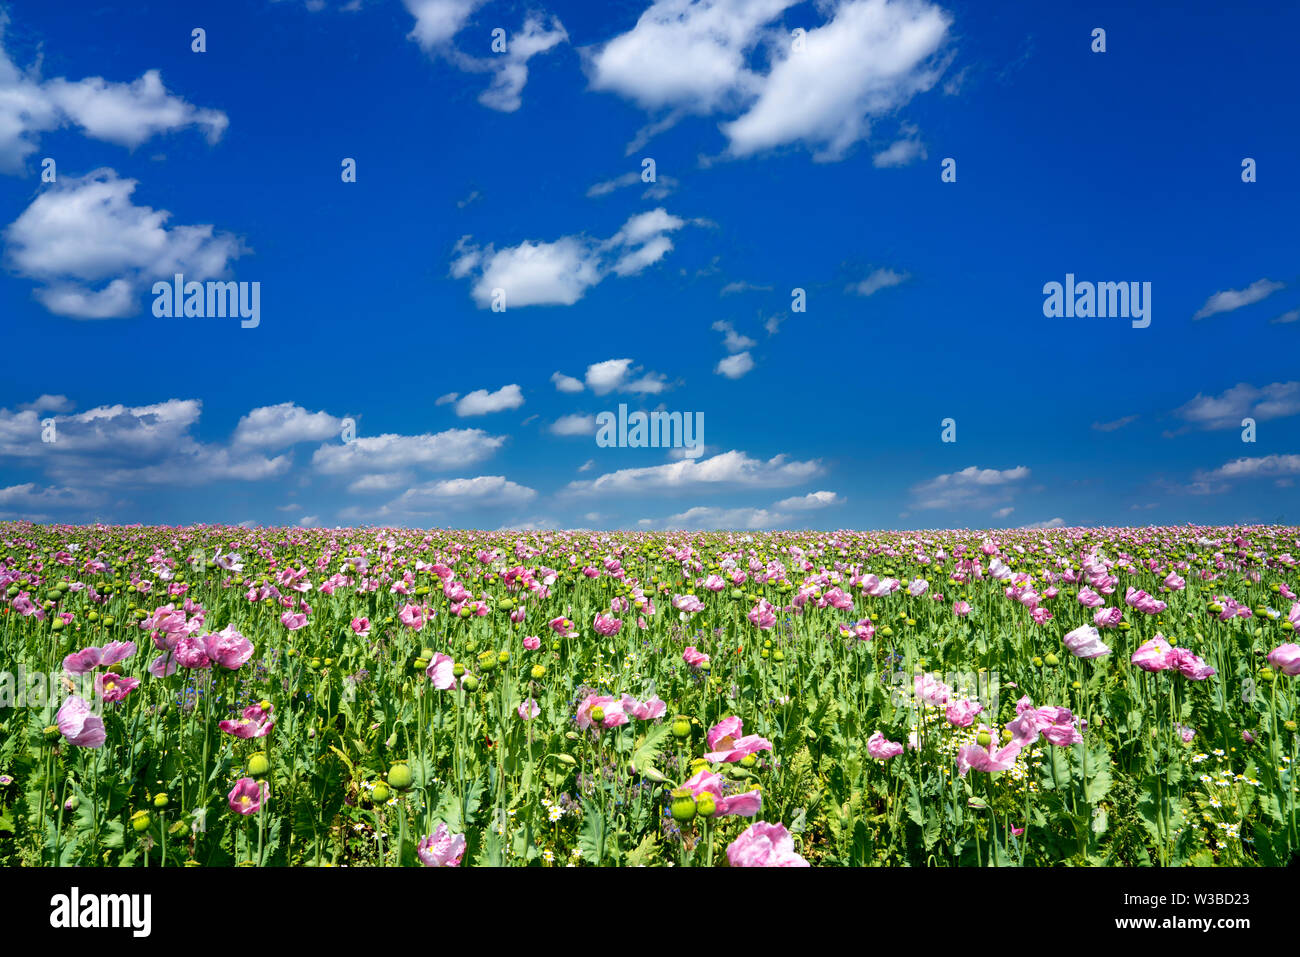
[{"xmin": 0, "ymin": 0, "xmax": 1297, "ymax": 531}]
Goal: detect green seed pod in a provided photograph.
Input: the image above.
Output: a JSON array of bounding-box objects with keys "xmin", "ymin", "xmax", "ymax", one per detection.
[
  {"xmin": 977, "ymin": 730, "xmax": 992, "ymax": 747},
  {"xmin": 372, "ymin": 782, "xmax": 392, "ymax": 804},
  {"xmin": 672, "ymin": 716, "xmax": 692, "ymax": 739},
  {"xmin": 1044, "ymin": 653, "xmax": 1059, "ymax": 668},
  {"xmin": 530, "ymin": 664, "xmax": 546, "ymax": 680},
  {"xmin": 739, "ymin": 754, "xmax": 757, "ymax": 769},
  {"xmin": 695, "ymin": 792, "xmax": 718, "ymax": 818},
  {"xmin": 669, "ymin": 788, "xmax": 697, "ymax": 823},
  {"xmin": 131, "ymin": 810, "xmax": 152, "ymax": 832},
  {"xmin": 463, "ymin": 675, "xmax": 480, "ymax": 692},
  {"xmin": 388, "ymin": 764, "xmax": 413, "ymax": 790},
  {"xmin": 153, "ymin": 792, "xmax": 170, "ymax": 809},
  {"xmin": 247, "ymin": 753, "xmax": 270, "ymax": 778}
]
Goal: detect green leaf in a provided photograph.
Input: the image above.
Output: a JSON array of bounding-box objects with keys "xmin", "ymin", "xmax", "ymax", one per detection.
[{"xmin": 579, "ymin": 797, "xmax": 605, "ymax": 865}]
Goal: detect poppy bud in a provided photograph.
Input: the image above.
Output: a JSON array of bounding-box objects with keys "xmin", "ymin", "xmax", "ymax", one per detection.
[
  {"xmin": 463, "ymin": 675, "xmax": 480, "ymax": 692},
  {"xmin": 1044, "ymin": 653, "xmax": 1059, "ymax": 667}
]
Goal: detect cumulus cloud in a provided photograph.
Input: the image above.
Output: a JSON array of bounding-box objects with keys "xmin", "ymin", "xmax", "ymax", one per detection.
[
  {"xmin": 450, "ymin": 208, "xmax": 691, "ymax": 307},
  {"xmin": 1173, "ymin": 381, "xmax": 1300, "ymax": 431},
  {"xmin": 1193, "ymin": 279, "xmax": 1285, "ymax": 320},
  {"xmin": 550, "ymin": 413, "xmax": 596, "ymax": 436},
  {"xmin": 454, "ymin": 384, "xmax": 524, "ymax": 416},
  {"xmin": 232, "ymin": 403, "xmax": 343, "ymax": 448},
  {"xmin": 0, "ymin": 15, "xmax": 228, "ymax": 174},
  {"xmin": 909, "ymin": 465, "xmax": 1031, "ymax": 511},
  {"xmin": 712, "ymin": 319, "xmax": 756, "ymax": 352},
  {"xmin": 773, "ymin": 490, "xmax": 842, "ymax": 510},
  {"xmin": 715, "ymin": 351, "xmax": 754, "ymax": 378},
  {"xmin": 872, "ymin": 124, "xmax": 927, "ymax": 167},
  {"xmin": 552, "ymin": 358, "xmax": 671, "ymax": 396},
  {"xmin": 1204, "ymin": 454, "xmax": 1300, "ymax": 481},
  {"xmin": 588, "ymin": 0, "xmax": 951, "ymax": 162},
  {"xmin": 4, "ymin": 169, "xmax": 245, "ymax": 318},
  {"xmin": 311, "ymin": 428, "xmax": 505, "ymax": 474},
  {"xmin": 567, "ymin": 449, "xmax": 822, "ymax": 494}
]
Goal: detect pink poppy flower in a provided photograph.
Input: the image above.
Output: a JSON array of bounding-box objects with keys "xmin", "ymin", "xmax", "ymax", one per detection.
[
  {"xmin": 1131, "ymin": 635, "xmax": 1175, "ymax": 672},
  {"xmin": 174, "ymin": 634, "xmax": 212, "ymax": 669},
  {"xmin": 593, "ymin": 613, "xmax": 622, "ymax": 637},
  {"xmin": 747, "ymin": 600, "xmax": 777, "ymax": 630},
  {"xmin": 946, "ymin": 699, "xmax": 983, "ymax": 728},
  {"xmin": 95, "ymin": 672, "xmax": 140, "ymax": 704},
  {"xmin": 867, "ymin": 731, "xmax": 904, "ymax": 760},
  {"xmin": 219, "ymin": 703, "xmax": 275, "ymax": 739},
  {"xmin": 523, "ymin": 635, "xmax": 541, "ymax": 651},
  {"xmin": 280, "ymin": 611, "xmax": 308, "ymax": 631},
  {"xmin": 1268, "ymin": 643, "xmax": 1300, "ymax": 676},
  {"xmin": 682, "ymin": 646, "xmax": 710, "ymax": 668},
  {"xmin": 426, "ymin": 653, "xmax": 457, "ymax": 690},
  {"xmin": 548, "ymin": 616, "xmax": 578, "ymax": 638},
  {"xmin": 620, "ymin": 693, "xmax": 667, "ymax": 720},
  {"xmin": 726, "ymin": 821, "xmax": 809, "ymax": 867},
  {"xmin": 56, "ymin": 695, "xmax": 106, "ymax": 748},
  {"xmin": 672, "ymin": 594, "xmax": 705, "ymax": 614},
  {"xmin": 914, "ymin": 673, "xmax": 952, "ymax": 706},
  {"xmin": 953, "ymin": 600, "xmax": 971, "ymax": 617},
  {"xmin": 957, "ymin": 738, "xmax": 1024, "ymax": 776},
  {"xmin": 575, "ymin": 693, "xmax": 626, "ymax": 730},
  {"xmin": 398, "ymin": 603, "xmax": 427, "ymax": 630},
  {"xmin": 350, "ymin": 617, "xmax": 371, "ymax": 637},
  {"xmin": 704, "ymin": 716, "xmax": 772, "ymax": 763},
  {"xmin": 1076, "ymin": 587, "xmax": 1105, "ymax": 608},
  {"xmin": 518, "ymin": 699, "xmax": 540, "ymax": 721},
  {"xmin": 1168, "ymin": 647, "xmax": 1216, "ymax": 681},
  {"xmin": 1093, "ymin": 606, "xmax": 1122, "ymax": 629},
  {"xmin": 417, "ymin": 823, "xmax": 466, "ymax": 867},
  {"xmin": 679, "ymin": 769, "xmax": 763, "ymax": 817},
  {"xmin": 204, "ymin": 624, "xmax": 254, "ymax": 670},
  {"xmin": 1063, "ymin": 624, "xmax": 1111, "ymax": 659},
  {"xmin": 228, "ymin": 778, "xmax": 267, "ymax": 816},
  {"xmin": 148, "ymin": 653, "xmax": 178, "ymax": 677},
  {"xmin": 62, "ymin": 646, "xmax": 104, "ymax": 675}
]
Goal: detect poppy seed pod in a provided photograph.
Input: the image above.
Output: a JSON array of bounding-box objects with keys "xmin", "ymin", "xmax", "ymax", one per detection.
[
  {"xmin": 977, "ymin": 730, "xmax": 992, "ymax": 747},
  {"xmin": 388, "ymin": 764, "xmax": 413, "ymax": 790},
  {"xmin": 131, "ymin": 810, "xmax": 151, "ymax": 832},
  {"xmin": 669, "ymin": 788, "xmax": 697, "ymax": 823},
  {"xmin": 672, "ymin": 716, "xmax": 692, "ymax": 739},
  {"xmin": 247, "ymin": 753, "xmax": 270, "ymax": 778}
]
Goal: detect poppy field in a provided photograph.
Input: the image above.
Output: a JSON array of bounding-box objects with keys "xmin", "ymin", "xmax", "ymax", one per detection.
[{"xmin": 1, "ymin": 521, "xmax": 1298, "ymax": 868}]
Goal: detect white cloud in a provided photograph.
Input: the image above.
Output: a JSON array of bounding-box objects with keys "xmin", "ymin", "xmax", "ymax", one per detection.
[
  {"xmin": 1023, "ymin": 517, "xmax": 1064, "ymax": 529},
  {"xmin": 454, "ymin": 384, "xmax": 524, "ymax": 416},
  {"xmin": 232, "ymin": 403, "xmax": 343, "ymax": 448},
  {"xmin": 551, "ymin": 371, "xmax": 585, "ymax": 393},
  {"xmin": 992, "ymin": 506, "xmax": 1015, "ymax": 518},
  {"xmin": 366, "ymin": 475, "xmax": 537, "ymax": 516},
  {"xmin": 773, "ymin": 490, "xmax": 842, "ymax": 510},
  {"xmin": 872, "ymin": 124, "xmax": 927, "ymax": 167},
  {"xmin": 0, "ymin": 483, "xmax": 102, "ymax": 511},
  {"xmin": 1272, "ymin": 308, "xmax": 1300, "ymax": 325},
  {"xmin": 653, "ymin": 504, "xmax": 792, "ymax": 530},
  {"xmin": 715, "ymin": 351, "xmax": 754, "ymax": 378},
  {"xmin": 346, "ymin": 472, "xmax": 413, "ymax": 494},
  {"xmin": 450, "ymin": 208, "xmax": 691, "ymax": 308},
  {"xmin": 550, "ymin": 413, "xmax": 596, "ymax": 436},
  {"xmin": 17, "ymin": 394, "xmax": 73, "ymax": 414},
  {"xmin": 572, "ymin": 358, "xmax": 669, "ymax": 395},
  {"xmin": 568, "ymin": 449, "xmax": 822, "ymax": 494},
  {"xmin": 402, "ymin": 2, "xmax": 566, "ymax": 112},
  {"xmin": 587, "ymin": 170, "xmax": 678, "ymax": 199},
  {"xmin": 1091, "ymin": 414, "xmax": 1138, "ymax": 432},
  {"xmin": 435, "ymin": 392, "xmax": 459, "ymax": 405},
  {"xmin": 721, "ymin": 0, "xmax": 951, "ymax": 161},
  {"xmin": 1193, "ymin": 279, "xmax": 1285, "ymax": 320},
  {"xmin": 1174, "ymin": 381, "xmax": 1300, "ymax": 431},
  {"xmin": 0, "ymin": 16, "xmax": 228, "ymax": 174},
  {"xmin": 311, "ymin": 429, "xmax": 505, "ymax": 474},
  {"xmin": 4, "ymin": 169, "xmax": 245, "ymax": 318},
  {"xmin": 909, "ymin": 465, "xmax": 1031, "ymax": 510},
  {"xmin": 1205, "ymin": 454, "xmax": 1300, "ymax": 481},
  {"xmin": 848, "ymin": 267, "xmax": 908, "ymax": 297},
  {"xmin": 712, "ymin": 319, "xmax": 756, "ymax": 352}
]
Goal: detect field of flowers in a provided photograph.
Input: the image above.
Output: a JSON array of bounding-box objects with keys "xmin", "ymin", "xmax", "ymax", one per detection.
[{"xmin": 1, "ymin": 521, "xmax": 1297, "ymax": 867}]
